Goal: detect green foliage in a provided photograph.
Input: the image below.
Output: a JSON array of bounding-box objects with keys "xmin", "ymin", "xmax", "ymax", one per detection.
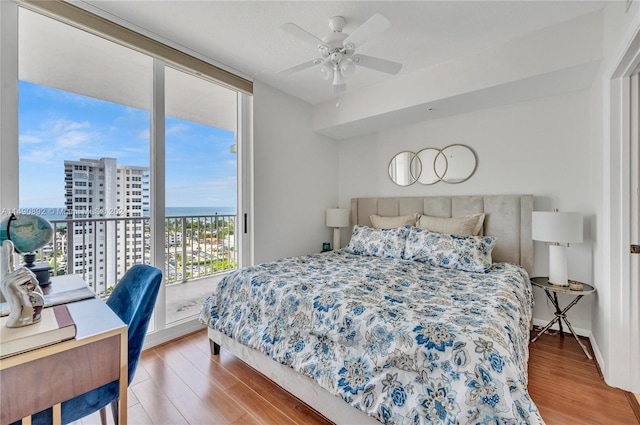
[{"xmin": 185, "ymin": 258, "xmax": 235, "ymax": 270}]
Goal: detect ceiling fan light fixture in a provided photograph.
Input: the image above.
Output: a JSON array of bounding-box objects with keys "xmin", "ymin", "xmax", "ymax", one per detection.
[
  {"xmin": 340, "ymin": 58, "xmax": 355, "ymax": 75},
  {"xmin": 279, "ymin": 13, "xmax": 402, "ymax": 99},
  {"xmin": 343, "ymin": 42, "xmax": 355, "ymax": 53},
  {"xmin": 319, "ymin": 61, "xmax": 333, "ymax": 80}
]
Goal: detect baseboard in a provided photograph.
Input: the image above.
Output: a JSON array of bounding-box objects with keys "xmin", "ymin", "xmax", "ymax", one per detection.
[
  {"xmin": 589, "ymin": 332, "xmax": 605, "ymax": 379},
  {"xmin": 531, "ymin": 318, "xmax": 590, "ymax": 337},
  {"xmin": 626, "ymin": 392, "xmax": 640, "ymax": 422},
  {"xmin": 531, "ymin": 318, "xmax": 606, "ymax": 382},
  {"xmin": 142, "ymin": 319, "xmax": 206, "ymax": 350}
]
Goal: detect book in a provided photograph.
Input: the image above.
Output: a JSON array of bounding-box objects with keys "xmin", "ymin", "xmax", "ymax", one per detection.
[
  {"xmin": 1, "ymin": 287, "xmax": 96, "ymax": 317},
  {"xmin": 43, "ymin": 286, "xmax": 96, "ymax": 308},
  {"xmin": 0, "ymin": 305, "xmax": 77, "ymax": 359}
]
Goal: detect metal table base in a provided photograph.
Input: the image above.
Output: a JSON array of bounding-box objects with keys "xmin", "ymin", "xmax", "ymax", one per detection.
[{"xmin": 530, "ymin": 289, "xmax": 592, "ymax": 359}]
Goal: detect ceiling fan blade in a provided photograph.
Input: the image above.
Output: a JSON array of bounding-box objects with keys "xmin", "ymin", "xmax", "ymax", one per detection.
[
  {"xmin": 353, "ymin": 54, "xmax": 402, "ymax": 75},
  {"xmin": 281, "ymin": 22, "xmax": 325, "ymax": 46},
  {"xmin": 343, "ymin": 13, "xmax": 391, "ymax": 48},
  {"xmin": 278, "ymin": 58, "xmax": 323, "ymax": 75}
]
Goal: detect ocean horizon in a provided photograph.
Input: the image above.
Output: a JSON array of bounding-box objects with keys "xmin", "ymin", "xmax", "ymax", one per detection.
[{"xmin": 15, "ymin": 206, "xmax": 237, "ymax": 222}]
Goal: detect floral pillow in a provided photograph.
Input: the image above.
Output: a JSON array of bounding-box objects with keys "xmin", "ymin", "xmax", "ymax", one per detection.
[
  {"xmin": 346, "ymin": 224, "xmax": 411, "ymax": 259},
  {"xmin": 403, "ymin": 227, "xmax": 496, "ymax": 273}
]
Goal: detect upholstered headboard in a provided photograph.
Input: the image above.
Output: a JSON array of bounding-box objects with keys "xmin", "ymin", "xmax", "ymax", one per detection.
[{"xmin": 350, "ymin": 195, "xmax": 533, "ymax": 275}]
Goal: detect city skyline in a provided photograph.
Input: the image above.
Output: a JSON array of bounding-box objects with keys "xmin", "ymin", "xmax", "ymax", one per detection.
[{"xmin": 18, "ymin": 80, "xmax": 237, "ymax": 209}]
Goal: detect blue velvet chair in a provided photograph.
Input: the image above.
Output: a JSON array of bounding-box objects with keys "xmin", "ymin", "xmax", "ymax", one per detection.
[{"xmin": 23, "ymin": 264, "xmax": 163, "ymax": 425}]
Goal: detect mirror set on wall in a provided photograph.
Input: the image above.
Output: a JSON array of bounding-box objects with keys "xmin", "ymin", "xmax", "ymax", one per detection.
[{"xmin": 388, "ymin": 144, "xmax": 477, "ymax": 186}]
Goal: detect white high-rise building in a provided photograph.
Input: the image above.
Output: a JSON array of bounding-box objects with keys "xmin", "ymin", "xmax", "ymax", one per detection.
[{"xmin": 64, "ymin": 158, "xmax": 149, "ymax": 292}]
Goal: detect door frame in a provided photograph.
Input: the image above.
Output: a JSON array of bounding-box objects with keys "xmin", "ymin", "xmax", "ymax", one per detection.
[{"xmin": 608, "ymin": 24, "xmax": 640, "ymax": 393}]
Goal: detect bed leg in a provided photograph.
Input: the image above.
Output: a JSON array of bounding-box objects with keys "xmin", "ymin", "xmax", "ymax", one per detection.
[{"xmin": 210, "ymin": 339, "xmax": 220, "ymax": 355}]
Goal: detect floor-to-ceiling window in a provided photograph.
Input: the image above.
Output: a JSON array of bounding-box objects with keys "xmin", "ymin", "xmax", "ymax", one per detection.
[
  {"xmin": 3, "ymin": 1, "xmax": 251, "ymax": 341},
  {"xmin": 18, "ymin": 7, "xmax": 152, "ymax": 295}
]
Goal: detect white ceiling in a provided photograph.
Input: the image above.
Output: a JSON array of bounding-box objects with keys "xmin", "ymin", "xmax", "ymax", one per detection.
[{"xmin": 79, "ymin": 1, "xmax": 605, "ymax": 105}]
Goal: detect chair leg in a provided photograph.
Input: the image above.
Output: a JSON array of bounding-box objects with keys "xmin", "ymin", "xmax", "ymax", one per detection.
[
  {"xmin": 99, "ymin": 407, "xmax": 108, "ymax": 425},
  {"xmin": 110, "ymin": 400, "xmax": 119, "ymax": 425}
]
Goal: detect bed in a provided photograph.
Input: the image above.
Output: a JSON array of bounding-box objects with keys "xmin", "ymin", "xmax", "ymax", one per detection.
[{"xmin": 199, "ymin": 195, "xmax": 544, "ymax": 424}]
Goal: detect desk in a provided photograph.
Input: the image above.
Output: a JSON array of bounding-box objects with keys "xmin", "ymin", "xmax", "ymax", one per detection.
[
  {"xmin": 0, "ymin": 275, "xmax": 127, "ymax": 425},
  {"xmin": 529, "ymin": 276, "xmax": 596, "ymax": 359}
]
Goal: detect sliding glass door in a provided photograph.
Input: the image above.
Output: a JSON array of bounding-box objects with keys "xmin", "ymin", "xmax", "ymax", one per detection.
[{"xmin": 163, "ymin": 65, "xmax": 239, "ymax": 324}]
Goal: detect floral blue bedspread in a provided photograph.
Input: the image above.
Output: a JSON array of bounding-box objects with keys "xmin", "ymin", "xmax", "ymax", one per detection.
[{"xmin": 199, "ymin": 251, "xmax": 544, "ymax": 424}]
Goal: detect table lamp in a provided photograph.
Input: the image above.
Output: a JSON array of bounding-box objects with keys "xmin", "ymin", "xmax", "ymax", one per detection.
[
  {"xmin": 326, "ymin": 208, "xmax": 350, "ymax": 250},
  {"xmin": 532, "ymin": 210, "xmax": 583, "ymax": 286}
]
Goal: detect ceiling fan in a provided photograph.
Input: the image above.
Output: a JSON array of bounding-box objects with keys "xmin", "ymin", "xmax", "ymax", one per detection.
[{"xmin": 278, "ymin": 13, "xmax": 403, "ymax": 94}]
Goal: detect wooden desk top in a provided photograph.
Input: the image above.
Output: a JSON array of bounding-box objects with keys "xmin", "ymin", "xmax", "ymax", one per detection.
[{"xmin": 44, "ymin": 274, "xmax": 126, "ymax": 340}]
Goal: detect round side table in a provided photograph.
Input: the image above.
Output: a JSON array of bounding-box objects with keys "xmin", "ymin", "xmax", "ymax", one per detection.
[{"xmin": 529, "ymin": 276, "xmax": 596, "ymax": 359}]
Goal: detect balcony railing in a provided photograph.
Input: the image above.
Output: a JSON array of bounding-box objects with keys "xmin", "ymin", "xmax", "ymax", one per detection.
[{"xmin": 38, "ymin": 214, "xmax": 236, "ymax": 295}]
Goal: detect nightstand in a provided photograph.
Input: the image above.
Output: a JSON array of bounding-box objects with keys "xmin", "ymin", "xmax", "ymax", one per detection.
[{"xmin": 529, "ymin": 276, "xmax": 596, "ymax": 359}]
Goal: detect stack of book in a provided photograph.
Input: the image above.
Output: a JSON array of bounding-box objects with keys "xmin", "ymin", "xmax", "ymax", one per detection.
[{"xmin": 0, "ymin": 305, "xmax": 77, "ymax": 359}]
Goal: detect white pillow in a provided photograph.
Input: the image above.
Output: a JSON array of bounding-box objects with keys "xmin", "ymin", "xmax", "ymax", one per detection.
[
  {"xmin": 370, "ymin": 213, "xmax": 418, "ymax": 229},
  {"xmin": 417, "ymin": 213, "xmax": 485, "ymax": 236}
]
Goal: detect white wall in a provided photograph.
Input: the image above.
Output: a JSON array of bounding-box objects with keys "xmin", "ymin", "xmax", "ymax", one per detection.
[
  {"xmin": 337, "ymin": 89, "xmax": 594, "ymax": 331},
  {"xmin": 252, "ymin": 81, "xmax": 339, "ymax": 264}
]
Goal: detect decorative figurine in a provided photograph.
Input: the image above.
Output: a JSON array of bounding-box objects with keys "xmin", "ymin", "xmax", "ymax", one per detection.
[{"xmin": 0, "ymin": 240, "xmax": 44, "ymax": 327}]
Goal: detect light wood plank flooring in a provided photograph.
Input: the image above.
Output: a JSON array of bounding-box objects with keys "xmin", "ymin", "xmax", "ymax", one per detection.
[
  {"xmin": 75, "ymin": 329, "xmax": 639, "ymax": 425},
  {"xmin": 527, "ymin": 329, "xmax": 639, "ymax": 424}
]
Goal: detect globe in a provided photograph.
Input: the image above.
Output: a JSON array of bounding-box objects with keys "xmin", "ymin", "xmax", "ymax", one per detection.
[{"xmin": 0, "ymin": 214, "xmax": 54, "ymax": 253}]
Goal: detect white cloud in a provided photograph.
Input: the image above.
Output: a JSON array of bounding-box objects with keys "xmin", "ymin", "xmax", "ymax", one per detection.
[
  {"xmin": 20, "ymin": 118, "xmax": 103, "ymax": 166},
  {"xmin": 136, "ymin": 128, "xmax": 150, "ymax": 140},
  {"xmin": 55, "ymin": 130, "xmax": 96, "ymax": 148},
  {"xmin": 21, "ymin": 148, "xmax": 57, "ymax": 165},
  {"xmin": 19, "ymin": 134, "xmax": 42, "ymax": 144},
  {"xmin": 49, "ymin": 119, "xmax": 90, "ymax": 133}
]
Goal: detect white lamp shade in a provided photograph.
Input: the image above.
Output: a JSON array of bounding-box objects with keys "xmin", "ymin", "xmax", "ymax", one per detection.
[
  {"xmin": 532, "ymin": 211, "xmax": 583, "ymax": 244},
  {"xmin": 326, "ymin": 208, "xmax": 350, "ymax": 228}
]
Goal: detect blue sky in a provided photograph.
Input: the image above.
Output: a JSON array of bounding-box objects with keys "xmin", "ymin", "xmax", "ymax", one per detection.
[{"xmin": 18, "ymin": 81, "xmax": 237, "ymax": 208}]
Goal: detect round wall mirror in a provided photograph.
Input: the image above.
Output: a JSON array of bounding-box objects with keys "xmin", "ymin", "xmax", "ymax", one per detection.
[
  {"xmin": 413, "ymin": 148, "xmax": 447, "ymax": 185},
  {"xmin": 435, "ymin": 144, "xmax": 477, "ymax": 184},
  {"xmin": 388, "ymin": 151, "xmax": 421, "ymax": 186}
]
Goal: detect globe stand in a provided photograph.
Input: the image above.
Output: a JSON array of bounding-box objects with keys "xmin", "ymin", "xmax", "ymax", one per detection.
[{"xmin": 22, "ymin": 252, "xmax": 51, "ymax": 287}]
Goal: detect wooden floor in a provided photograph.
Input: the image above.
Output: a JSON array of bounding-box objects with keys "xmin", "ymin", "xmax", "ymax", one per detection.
[
  {"xmin": 527, "ymin": 329, "xmax": 639, "ymax": 425},
  {"xmin": 75, "ymin": 329, "xmax": 639, "ymax": 425}
]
